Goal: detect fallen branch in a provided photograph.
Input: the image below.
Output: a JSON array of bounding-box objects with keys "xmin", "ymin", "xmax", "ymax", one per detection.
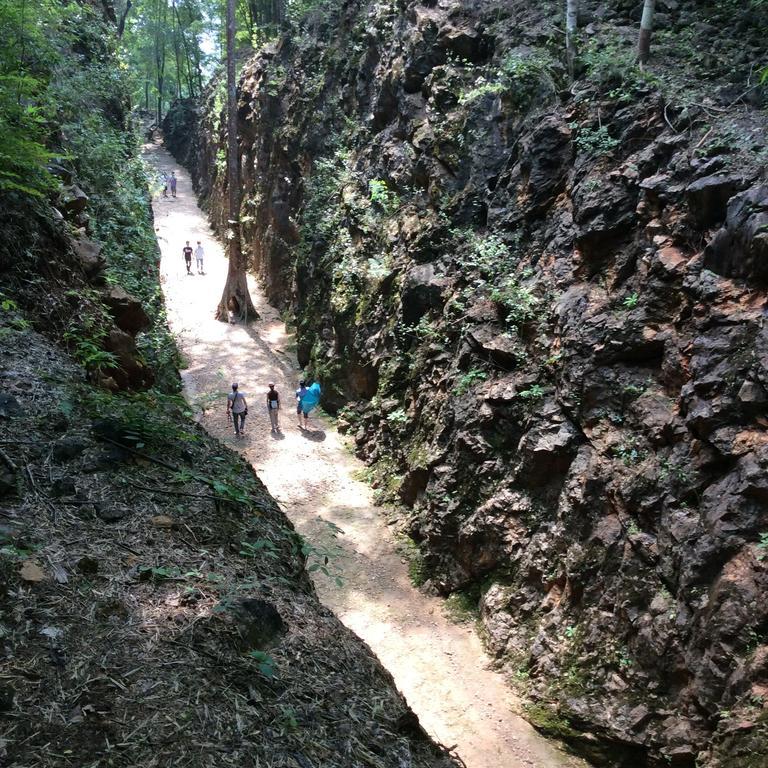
[
  {"xmin": 95, "ymin": 434, "xmax": 182, "ymax": 473},
  {"xmin": 0, "ymin": 446, "xmax": 18, "ymax": 473},
  {"xmin": 127, "ymin": 482, "xmax": 236, "ymax": 505}
]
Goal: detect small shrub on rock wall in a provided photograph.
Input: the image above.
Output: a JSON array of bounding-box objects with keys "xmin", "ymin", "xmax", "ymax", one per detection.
[
  {"xmin": 453, "ymin": 368, "xmax": 487, "ymax": 395},
  {"xmin": 489, "ymin": 279, "xmax": 538, "ymax": 326},
  {"xmin": 580, "ymin": 36, "xmax": 657, "ymax": 95},
  {"xmin": 368, "ymin": 178, "xmax": 400, "ymax": 215},
  {"xmin": 571, "ymin": 123, "xmax": 620, "ymax": 156},
  {"xmin": 459, "ymin": 51, "xmax": 556, "ymax": 110}
]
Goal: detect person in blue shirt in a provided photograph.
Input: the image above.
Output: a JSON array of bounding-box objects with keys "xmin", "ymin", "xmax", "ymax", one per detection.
[{"xmin": 295, "ymin": 380, "xmax": 308, "ymax": 429}]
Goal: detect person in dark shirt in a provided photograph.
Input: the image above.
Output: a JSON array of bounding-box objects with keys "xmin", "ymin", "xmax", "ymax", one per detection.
[
  {"xmin": 183, "ymin": 241, "xmax": 193, "ymax": 275},
  {"xmin": 266, "ymin": 383, "xmax": 280, "ymax": 432}
]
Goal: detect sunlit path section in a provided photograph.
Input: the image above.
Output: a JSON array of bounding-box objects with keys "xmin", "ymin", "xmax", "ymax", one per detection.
[{"xmin": 146, "ymin": 138, "xmax": 588, "ymax": 768}]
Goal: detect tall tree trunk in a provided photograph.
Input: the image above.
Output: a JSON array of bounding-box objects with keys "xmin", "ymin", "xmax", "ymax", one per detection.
[
  {"xmin": 565, "ymin": 0, "xmax": 578, "ymax": 81},
  {"xmin": 172, "ymin": 0, "xmax": 182, "ymax": 98},
  {"xmin": 216, "ymin": 0, "xmax": 257, "ymax": 323},
  {"xmin": 116, "ymin": 0, "xmax": 132, "ymax": 38},
  {"xmin": 154, "ymin": 0, "xmax": 167, "ymax": 124},
  {"xmin": 638, "ymin": 0, "xmax": 656, "ymax": 65},
  {"xmin": 245, "ymin": 0, "xmax": 255, "ymax": 39},
  {"xmin": 173, "ymin": 1, "xmax": 196, "ymax": 97}
]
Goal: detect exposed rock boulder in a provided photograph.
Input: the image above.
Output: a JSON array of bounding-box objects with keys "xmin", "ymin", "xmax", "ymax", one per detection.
[
  {"xmin": 71, "ymin": 237, "xmax": 106, "ymax": 282},
  {"xmin": 686, "ymin": 174, "xmax": 742, "ymax": 227},
  {"xmin": 401, "ymin": 263, "xmax": 445, "ymax": 325},
  {"xmin": 103, "ymin": 285, "xmax": 151, "ymax": 335},
  {"xmin": 703, "ymin": 183, "xmax": 768, "ymax": 283},
  {"xmin": 103, "ymin": 328, "xmax": 154, "ymax": 390},
  {"xmin": 59, "ymin": 185, "xmax": 89, "ymax": 217}
]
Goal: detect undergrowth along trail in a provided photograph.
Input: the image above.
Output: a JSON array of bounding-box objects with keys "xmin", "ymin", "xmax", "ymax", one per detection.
[{"xmin": 148, "ymin": 139, "xmax": 586, "ymax": 768}]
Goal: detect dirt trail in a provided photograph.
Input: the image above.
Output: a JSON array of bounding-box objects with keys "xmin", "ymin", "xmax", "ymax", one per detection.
[{"xmin": 147, "ymin": 141, "xmax": 586, "ymax": 768}]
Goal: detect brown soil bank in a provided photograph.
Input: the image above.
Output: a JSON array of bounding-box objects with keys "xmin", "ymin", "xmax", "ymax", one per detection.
[
  {"xmin": 165, "ymin": 0, "xmax": 768, "ymax": 765},
  {"xmin": 0, "ymin": 280, "xmax": 458, "ymax": 768}
]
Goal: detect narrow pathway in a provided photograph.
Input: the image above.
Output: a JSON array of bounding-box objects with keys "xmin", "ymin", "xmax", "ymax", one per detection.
[{"xmin": 147, "ymin": 140, "xmax": 586, "ymax": 768}]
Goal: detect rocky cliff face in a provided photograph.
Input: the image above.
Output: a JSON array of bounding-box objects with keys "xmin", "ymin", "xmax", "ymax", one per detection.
[{"xmin": 167, "ymin": 0, "xmax": 768, "ymax": 764}]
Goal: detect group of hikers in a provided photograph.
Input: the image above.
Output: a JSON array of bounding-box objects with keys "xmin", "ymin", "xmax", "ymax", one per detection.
[
  {"xmin": 182, "ymin": 240, "xmax": 205, "ymax": 275},
  {"xmin": 225, "ymin": 379, "xmax": 322, "ymax": 437},
  {"xmin": 162, "ymin": 171, "xmax": 177, "ymax": 198},
  {"xmin": 160, "ymin": 164, "xmax": 323, "ymax": 438}
]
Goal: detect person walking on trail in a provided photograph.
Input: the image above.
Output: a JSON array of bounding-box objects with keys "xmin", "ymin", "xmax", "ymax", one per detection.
[
  {"xmin": 266, "ymin": 383, "xmax": 280, "ymax": 432},
  {"xmin": 300, "ymin": 382, "xmax": 322, "ymax": 428},
  {"xmin": 296, "ymin": 380, "xmax": 321, "ymax": 429},
  {"xmin": 162, "ymin": 174, "xmax": 169, "ymax": 198},
  {"xmin": 170, "ymin": 171, "xmax": 177, "ymax": 198},
  {"xmin": 194, "ymin": 241, "xmax": 205, "ymax": 274},
  {"xmin": 227, "ymin": 383, "xmax": 248, "ymax": 437},
  {"xmin": 295, "ymin": 380, "xmax": 308, "ymax": 428},
  {"xmin": 183, "ymin": 241, "xmax": 193, "ymax": 275}
]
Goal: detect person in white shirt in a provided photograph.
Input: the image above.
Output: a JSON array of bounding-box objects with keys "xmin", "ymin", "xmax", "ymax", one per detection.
[{"xmin": 194, "ymin": 241, "xmax": 205, "ymax": 274}]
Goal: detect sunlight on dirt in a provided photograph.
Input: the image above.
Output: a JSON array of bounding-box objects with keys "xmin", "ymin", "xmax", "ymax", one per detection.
[{"xmin": 147, "ymin": 140, "xmax": 587, "ymax": 768}]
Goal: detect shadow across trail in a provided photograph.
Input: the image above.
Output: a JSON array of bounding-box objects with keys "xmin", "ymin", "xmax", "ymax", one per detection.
[
  {"xmin": 147, "ymin": 139, "xmax": 588, "ymax": 768},
  {"xmin": 300, "ymin": 429, "xmax": 326, "ymax": 442}
]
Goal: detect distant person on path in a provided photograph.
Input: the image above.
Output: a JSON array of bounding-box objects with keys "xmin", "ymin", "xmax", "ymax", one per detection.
[
  {"xmin": 295, "ymin": 380, "xmax": 308, "ymax": 428},
  {"xmin": 183, "ymin": 241, "xmax": 193, "ymax": 275},
  {"xmin": 266, "ymin": 383, "xmax": 280, "ymax": 432},
  {"xmin": 194, "ymin": 241, "xmax": 205, "ymax": 274},
  {"xmin": 227, "ymin": 383, "xmax": 248, "ymax": 437},
  {"xmin": 162, "ymin": 174, "xmax": 168, "ymax": 197},
  {"xmin": 170, "ymin": 171, "xmax": 177, "ymax": 197}
]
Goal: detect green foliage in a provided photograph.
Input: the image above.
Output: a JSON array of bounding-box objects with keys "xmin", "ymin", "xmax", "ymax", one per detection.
[
  {"xmin": 459, "ymin": 51, "xmax": 555, "ymax": 110},
  {"xmin": 464, "ymin": 231, "xmax": 516, "ymax": 277},
  {"xmin": 397, "ymin": 535, "xmax": 429, "ymax": 587},
  {"xmin": 0, "ymin": 292, "xmax": 30, "ymax": 333},
  {"xmin": 368, "ymin": 178, "xmax": 400, "ymax": 215},
  {"xmin": 121, "ymin": 0, "xmax": 210, "ymax": 116},
  {"xmin": 612, "ymin": 436, "xmax": 648, "ymax": 467},
  {"xmin": 0, "ymin": 0, "xmax": 62, "ymax": 196},
  {"xmin": 622, "ymin": 292, "xmax": 640, "ymax": 309},
  {"xmin": 266, "ymin": 64, "xmax": 287, "ymax": 97},
  {"xmin": 518, "ymin": 384, "xmax": 545, "ymax": 401},
  {"xmin": 458, "ymin": 79, "xmax": 505, "ymax": 104},
  {"xmin": 444, "ymin": 590, "xmax": 480, "ymax": 624},
  {"xmin": 453, "ymin": 368, "xmax": 487, "ymax": 395},
  {"xmin": 84, "ymin": 387, "xmax": 196, "ymax": 450},
  {"xmin": 571, "ymin": 123, "xmax": 620, "ymax": 156},
  {"xmin": 298, "ymin": 144, "xmax": 351, "ymax": 259},
  {"xmin": 0, "ymin": 543, "xmax": 34, "ymax": 561},
  {"xmin": 757, "ymin": 533, "xmax": 768, "ymax": 561},
  {"xmin": 385, "ymin": 407, "xmax": 408, "ymax": 427},
  {"xmin": 63, "ymin": 296, "xmax": 120, "ymax": 376},
  {"xmin": 138, "ymin": 564, "xmax": 182, "ymax": 581},
  {"xmin": 489, "ymin": 279, "xmax": 538, "ymax": 326},
  {"xmin": 580, "ymin": 36, "xmax": 657, "ymax": 95},
  {"xmin": 291, "ymin": 527, "xmax": 344, "ymax": 587},
  {"xmin": 240, "ymin": 539, "xmax": 280, "ymax": 560},
  {"xmin": 248, "ymin": 650, "xmax": 277, "ymax": 679},
  {"xmin": 523, "ymin": 703, "xmax": 579, "ymax": 740}
]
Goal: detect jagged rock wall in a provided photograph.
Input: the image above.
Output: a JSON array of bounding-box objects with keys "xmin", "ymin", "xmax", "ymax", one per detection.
[{"xmin": 168, "ymin": 0, "xmax": 768, "ymax": 765}]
